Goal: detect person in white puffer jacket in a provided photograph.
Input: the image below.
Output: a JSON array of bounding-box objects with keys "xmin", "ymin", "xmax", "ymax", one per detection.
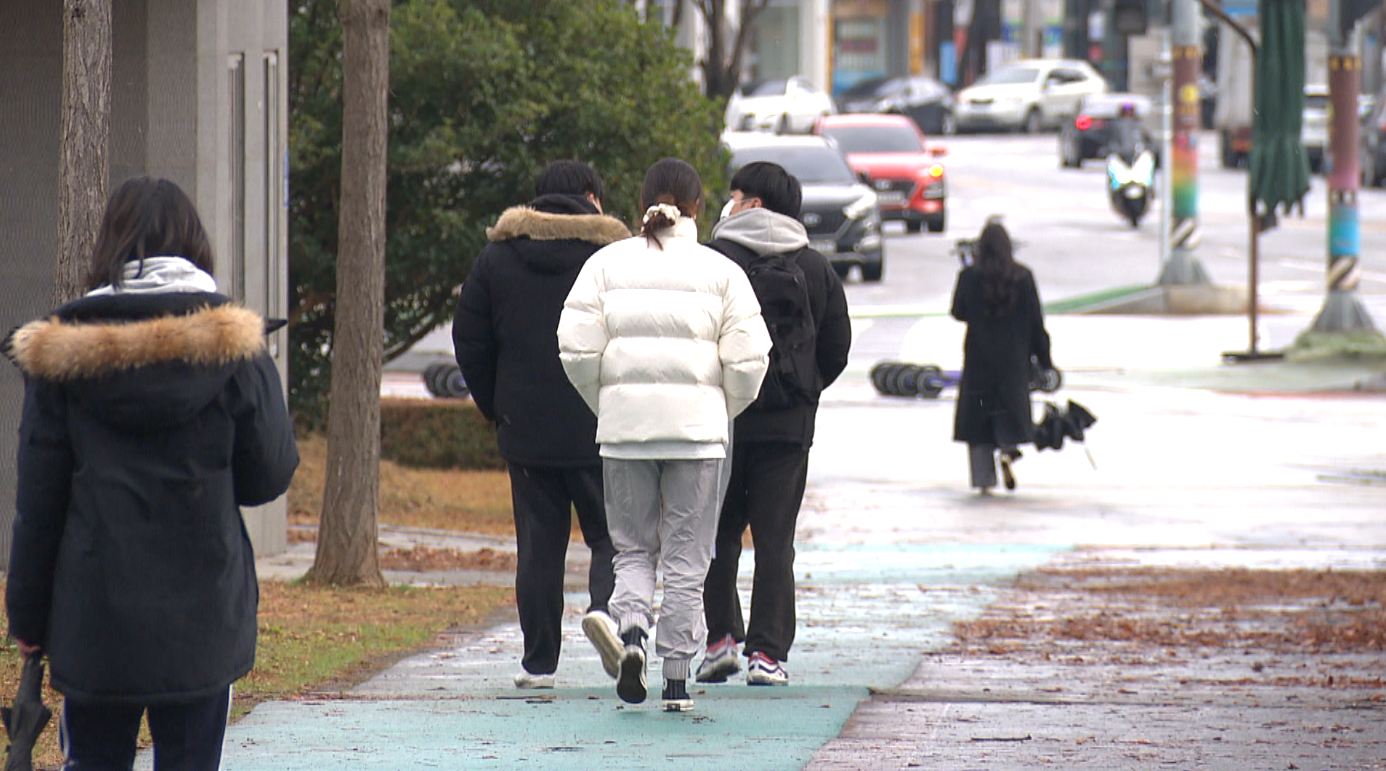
[{"xmin": 558, "ymin": 158, "xmax": 771, "ymax": 713}]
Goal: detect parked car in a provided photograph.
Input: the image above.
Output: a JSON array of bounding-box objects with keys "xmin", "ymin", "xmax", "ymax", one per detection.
[
  {"xmin": 725, "ymin": 76, "xmax": 837, "ymax": 134},
  {"xmin": 1058, "ymin": 93, "xmax": 1156, "ymax": 168},
  {"xmin": 1362, "ymin": 91, "xmax": 1386, "ymax": 186},
  {"xmin": 838, "ymin": 75, "xmax": 956, "ymax": 135},
  {"xmin": 722, "ymin": 132, "xmax": 885, "ymax": 281},
  {"xmin": 955, "ymin": 59, "xmax": 1107, "ymax": 134},
  {"xmin": 815, "ymin": 113, "xmax": 947, "ymax": 234},
  {"xmin": 1302, "ymin": 85, "xmax": 1329, "ymax": 173}
]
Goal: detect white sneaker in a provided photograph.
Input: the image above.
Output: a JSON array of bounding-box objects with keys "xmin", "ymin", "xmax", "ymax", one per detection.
[
  {"xmin": 513, "ymin": 670, "xmax": 555, "ymax": 689},
  {"xmin": 746, "ymin": 651, "xmax": 789, "ymax": 686},
  {"xmin": 581, "ymin": 610, "xmax": 622, "ymax": 679},
  {"xmin": 695, "ymin": 634, "xmax": 741, "ymax": 683}
]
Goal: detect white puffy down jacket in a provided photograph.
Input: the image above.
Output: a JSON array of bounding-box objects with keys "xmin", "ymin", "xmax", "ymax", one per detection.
[{"xmin": 557, "ymin": 217, "xmax": 771, "ymax": 446}]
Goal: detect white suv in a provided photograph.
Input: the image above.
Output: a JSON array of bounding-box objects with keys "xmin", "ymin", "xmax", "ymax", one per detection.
[{"xmin": 955, "ymin": 59, "xmax": 1108, "ymax": 134}]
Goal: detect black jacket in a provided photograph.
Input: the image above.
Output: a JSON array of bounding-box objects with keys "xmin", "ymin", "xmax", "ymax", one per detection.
[
  {"xmin": 708, "ymin": 238, "xmax": 851, "ymax": 447},
  {"xmin": 4, "ymin": 292, "xmax": 298, "ymax": 705},
  {"xmin": 950, "ymin": 265, "xmax": 1053, "ymax": 446},
  {"xmin": 452, "ymin": 194, "xmax": 630, "ymax": 467}
]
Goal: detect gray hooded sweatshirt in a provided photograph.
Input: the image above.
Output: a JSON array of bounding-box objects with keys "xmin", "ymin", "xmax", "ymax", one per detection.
[{"xmin": 710, "ymin": 207, "xmax": 809, "ymax": 256}]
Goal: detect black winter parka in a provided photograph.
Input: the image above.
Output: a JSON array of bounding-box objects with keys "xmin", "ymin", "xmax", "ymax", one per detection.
[
  {"xmin": 950, "ymin": 264, "xmax": 1053, "ymax": 446},
  {"xmin": 451, "ymin": 194, "xmax": 631, "ymax": 467},
  {"xmin": 4, "ymin": 292, "xmax": 298, "ymax": 705},
  {"xmin": 708, "ymin": 238, "xmax": 852, "ymax": 447}
]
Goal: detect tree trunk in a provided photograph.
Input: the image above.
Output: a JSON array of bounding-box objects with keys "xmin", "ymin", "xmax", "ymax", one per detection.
[
  {"xmin": 305, "ymin": 0, "xmax": 390, "ymax": 587},
  {"xmin": 57, "ymin": 0, "xmax": 112, "ymax": 304},
  {"xmin": 697, "ymin": 0, "xmax": 770, "ymax": 101}
]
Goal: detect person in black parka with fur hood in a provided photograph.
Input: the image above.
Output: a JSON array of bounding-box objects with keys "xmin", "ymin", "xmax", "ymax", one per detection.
[
  {"xmin": 4, "ymin": 177, "xmax": 298, "ymax": 770},
  {"xmin": 452, "ymin": 161, "xmax": 631, "ymax": 689},
  {"xmin": 950, "ymin": 221, "xmax": 1052, "ymax": 493}
]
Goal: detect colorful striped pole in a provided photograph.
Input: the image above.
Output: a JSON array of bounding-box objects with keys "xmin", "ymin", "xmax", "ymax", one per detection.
[
  {"xmin": 1310, "ymin": 21, "xmax": 1377, "ymax": 331},
  {"xmin": 1157, "ymin": 0, "xmax": 1211, "ymax": 285}
]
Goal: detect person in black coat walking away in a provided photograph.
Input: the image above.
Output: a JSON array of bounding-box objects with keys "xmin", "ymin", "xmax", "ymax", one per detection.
[
  {"xmin": 950, "ymin": 221, "xmax": 1053, "ymax": 493},
  {"xmin": 697, "ymin": 162, "xmax": 852, "ymax": 686},
  {"xmin": 4, "ymin": 177, "xmax": 299, "ymax": 770},
  {"xmin": 452, "ymin": 161, "xmax": 631, "ymax": 689}
]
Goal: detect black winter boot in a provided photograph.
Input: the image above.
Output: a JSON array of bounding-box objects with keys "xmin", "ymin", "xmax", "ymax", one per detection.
[{"xmin": 616, "ymin": 628, "xmax": 647, "ymax": 704}]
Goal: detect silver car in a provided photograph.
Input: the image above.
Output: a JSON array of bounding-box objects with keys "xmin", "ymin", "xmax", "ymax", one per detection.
[
  {"xmin": 1302, "ymin": 86, "xmax": 1329, "ymax": 173},
  {"xmin": 955, "ymin": 59, "xmax": 1108, "ymax": 133}
]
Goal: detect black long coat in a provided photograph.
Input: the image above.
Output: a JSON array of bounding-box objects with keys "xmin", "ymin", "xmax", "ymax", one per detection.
[
  {"xmin": 4, "ymin": 292, "xmax": 298, "ymax": 705},
  {"xmin": 950, "ymin": 265, "xmax": 1053, "ymax": 446},
  {"xmin": 451, "ymin": 194, "xmax": 630, "ymax": 467}
]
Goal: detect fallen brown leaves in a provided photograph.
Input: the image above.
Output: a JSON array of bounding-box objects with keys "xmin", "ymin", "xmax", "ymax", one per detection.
[
  {"xmin": 378, "ymin": 545, "xmax": 518, "ymax": 573},
  {"xmin": 955, "ymin": 567, "xmax": 1386, "ymax": 655}
]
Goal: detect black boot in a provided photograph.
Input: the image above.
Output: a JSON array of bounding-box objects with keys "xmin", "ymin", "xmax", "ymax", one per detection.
[
  {"xmin": 616, "ymin": 628, "xmax": 647, "ymax": 704},
  {"xmin": 661, "ymin": 678, "xmax": 694, "ymax": 712}
]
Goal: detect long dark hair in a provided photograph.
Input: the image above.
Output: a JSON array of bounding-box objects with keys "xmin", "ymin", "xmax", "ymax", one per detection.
[
  {"xmin": 974, "ymin": 222, "xmax": 1024, "ymax": 316},
  {"xmin": 86, "ymin": 177, "xmax": 214, "ymax": 291},
  {"xmin": 639, "ymin": 158, "xmax": 702, "ymax": 249}
]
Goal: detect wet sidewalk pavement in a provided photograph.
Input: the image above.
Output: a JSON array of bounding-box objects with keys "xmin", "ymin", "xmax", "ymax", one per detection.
[{"xmin": 229, "ymin": 313, "xmax": 1386, "ymax": 769}]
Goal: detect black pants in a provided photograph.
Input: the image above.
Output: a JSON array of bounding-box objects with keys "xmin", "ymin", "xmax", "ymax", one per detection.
[
  {"xmin": 702, "ymin": 442, "xmax": 809, "ymax": 662},
  {"xmin": 508, "ymin": 462, "xmax": 615, "ymax": 675},
  {"xmin": 60, "ymin": 687, "xmax": 231, "ymax": 771}
]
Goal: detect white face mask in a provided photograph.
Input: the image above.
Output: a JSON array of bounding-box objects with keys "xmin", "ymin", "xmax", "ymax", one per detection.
[{"xmin": 719, "ymin": 198, "xmax": 736, "ymax": 221}]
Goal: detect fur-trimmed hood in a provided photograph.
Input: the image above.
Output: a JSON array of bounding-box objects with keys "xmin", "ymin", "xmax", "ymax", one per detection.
[
  {"xmin": 6, "ymin": 297, "xmax": 268, "ymax": 430},
  {"xmin": 7, "ymin": 304, "xmax": 265, "ymax": 381},
  {"xmin": 482, "ymin": 195, "xmax": 630, "ymax": 277},
  {"xmin": 486, "ymin": 205, "xmax": 630, "ymax": 246}
]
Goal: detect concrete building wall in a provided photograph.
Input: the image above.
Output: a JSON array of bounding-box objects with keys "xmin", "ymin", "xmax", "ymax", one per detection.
[
  {"xmin": 0, "ymin": 0, "xmax": 63, "ymax": 569},
  {"xmin": 0, "ymin": 0, "xmax": 289, "ymax": 567}
]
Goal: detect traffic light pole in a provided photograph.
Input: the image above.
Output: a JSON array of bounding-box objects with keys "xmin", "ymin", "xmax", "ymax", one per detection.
[
  {"xmin": 1157, "ymin": 0, "xmax": 1212, "ymax": 285},
  {"xmin": 1310, "ymin": 0, "xmax": 1378, "ymax": 333}
]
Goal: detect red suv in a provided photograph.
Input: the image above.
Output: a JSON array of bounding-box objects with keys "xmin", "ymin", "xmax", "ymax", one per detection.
[{"xmin": 815, "ymin": 114, "xmax": 947, "ymax": 234}]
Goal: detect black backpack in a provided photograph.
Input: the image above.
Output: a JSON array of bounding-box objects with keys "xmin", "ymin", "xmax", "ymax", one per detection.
[{"xmin": 741, "ymin": 248, "xmax": 819, "ymax": 410}]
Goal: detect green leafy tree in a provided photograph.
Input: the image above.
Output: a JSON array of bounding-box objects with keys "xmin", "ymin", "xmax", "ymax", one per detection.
[{"xmin": 288, "ymin": 0, "xmax": 727, "ymax": 422}]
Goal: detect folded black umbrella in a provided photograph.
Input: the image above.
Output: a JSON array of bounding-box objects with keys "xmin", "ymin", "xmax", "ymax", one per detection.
[
  {"xmin": 1034, "ymin": 400, "xmax": 1098, "ymax": 452},
  {"xmin": 3, "ymin": 655, "xmax": 52, "ymax": 771},
  {"xmin": 1034, "ymin": 402, "xmax": 1065, "ymax": 451}
]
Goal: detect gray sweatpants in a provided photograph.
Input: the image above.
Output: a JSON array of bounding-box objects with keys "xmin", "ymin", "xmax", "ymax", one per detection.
[{"xmin": 603, "ymin": 457, "xmax": 722, "ymax": 681}]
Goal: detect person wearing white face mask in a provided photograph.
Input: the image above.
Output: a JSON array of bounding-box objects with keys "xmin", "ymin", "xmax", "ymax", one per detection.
[{"xmin": 697, "ymin": 162, "xmax": 851, "ymax": 688}]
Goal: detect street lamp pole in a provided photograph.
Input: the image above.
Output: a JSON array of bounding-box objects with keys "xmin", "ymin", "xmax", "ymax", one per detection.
[
  {"xmin": 1311, "ymin": 0, "xmax": 1378, "ymax": 333},
  {"xmin": 1158, "ymin": 23, "xmax": 1173, "ymax": 276},
  {"xmin": 1157, "ymin": 0, "xmax": 1212, "ymax": 285}
]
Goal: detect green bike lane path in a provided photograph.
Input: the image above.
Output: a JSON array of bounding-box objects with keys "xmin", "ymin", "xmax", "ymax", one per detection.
[{"xmin": 218, "ymin": 539, "xmax": 1063, "ymax": 769}]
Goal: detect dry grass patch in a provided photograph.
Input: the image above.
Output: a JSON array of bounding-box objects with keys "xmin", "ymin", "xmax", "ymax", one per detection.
[
  {"xmin": 0, "ymin": 579, "xmax": 513, "ymax": 769},
  {"xmin": 290, "ymin": 434, "xmax": 515, "ymax": 535}
]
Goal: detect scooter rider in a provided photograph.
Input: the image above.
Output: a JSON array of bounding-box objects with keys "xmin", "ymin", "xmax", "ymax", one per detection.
[{"xmin": 1107, "ymin": 102, "xmax": 1151, "ymax": 161}]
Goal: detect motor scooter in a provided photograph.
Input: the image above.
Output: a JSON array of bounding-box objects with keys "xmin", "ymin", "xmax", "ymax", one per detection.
[{"xmin": 1106, "ymin": 146, "xmax": 1155, "ymax": 228}]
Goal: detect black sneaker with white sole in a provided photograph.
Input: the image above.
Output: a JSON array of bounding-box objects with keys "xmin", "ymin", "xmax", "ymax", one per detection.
[
  {"xmin": 661, "ymin": 678, "xmax": 694, "ymax": 712},
  {"xmin": 616, "ymin": 628, "xmax": 648, "ymax": 704}
]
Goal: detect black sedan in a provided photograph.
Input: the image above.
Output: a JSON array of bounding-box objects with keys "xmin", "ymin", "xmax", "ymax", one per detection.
[
  {"xmin": 839, "ymin": 76, "xmax": 956, "ymax": 136},
  {"xmin": 722, "ymin": 132, "xmax": 886, "ymax": 282},
  {"xmin": 1058, "ymin": 93, "xmax": 1155, "ymax": 168}
]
